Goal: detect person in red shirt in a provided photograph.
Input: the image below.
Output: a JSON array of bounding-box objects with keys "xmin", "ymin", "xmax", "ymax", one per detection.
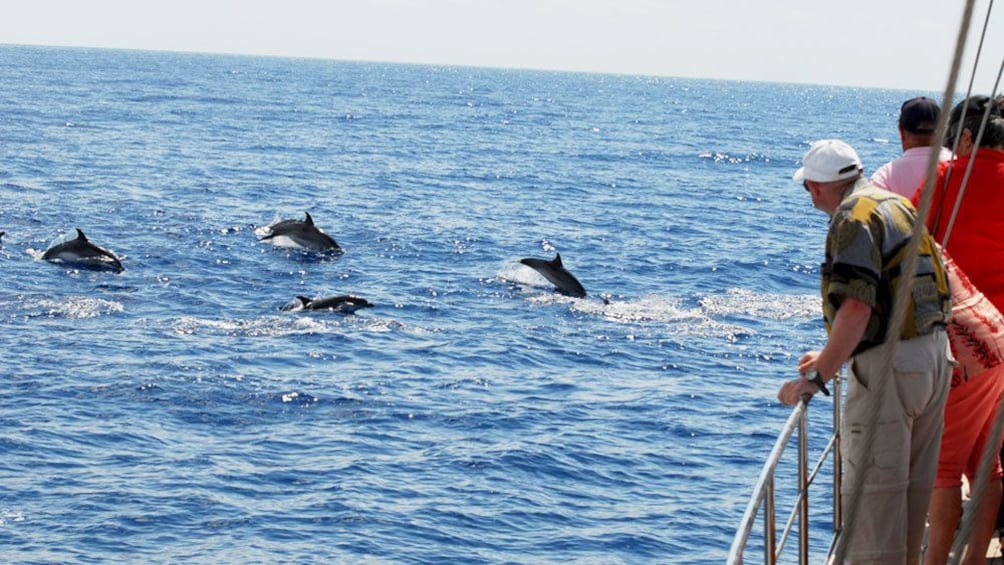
[
  {"xmin": 914, "ymin": 95, "xmax": 1004, "ymax": 565},
  {"xmin": 918, "ymin": 95, "xmax": 1004, "ymax": 306}
]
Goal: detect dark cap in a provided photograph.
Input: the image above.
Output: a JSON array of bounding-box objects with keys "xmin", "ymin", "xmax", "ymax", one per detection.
[{"xmin": 899, "ymin": 97, "xmax": 940, "ymax": 134}]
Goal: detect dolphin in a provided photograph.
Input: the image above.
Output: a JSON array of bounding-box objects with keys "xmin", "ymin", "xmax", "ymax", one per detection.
[
  {"xmin": 518, "ymin": 253, "xmax": 587, "ymax": 298},
  {"xmin": 281, "ymin": 295, "xmax": 374, "ymax": 314},
  {"xmin": 41, "ymin": 228, "xmax": 124, "ymax": 272},
  {"xmin": 258, "ymin": 212, "xmax": 341, "ymax": 253},
  {"xmin": 0, "ymin": 231, "xmax": 5, "ymax": 243}
]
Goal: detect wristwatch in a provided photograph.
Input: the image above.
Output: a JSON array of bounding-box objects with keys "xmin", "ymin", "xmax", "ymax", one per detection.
[{"xmin": 806, "ymin": 370, "xmax": 831, "ymax": 396}]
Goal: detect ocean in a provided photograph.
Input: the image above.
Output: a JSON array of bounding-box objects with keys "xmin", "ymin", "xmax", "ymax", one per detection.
[{"xmin": 0, "ymin": 44, "xmax": 929, "ymax": 563}]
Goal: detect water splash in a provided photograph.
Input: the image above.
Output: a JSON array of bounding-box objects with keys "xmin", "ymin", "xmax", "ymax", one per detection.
[
  {"xmin": 699, "ymin": 287, "xmax": 819, "ymax": 320},
  {"xmin": 11, "ymin": 295, "xmax": 124, "ymax": 319},
  {"xmin": 171, "ymin": 314, "xmax": 404, "ymax": 337},
  {"xmin": 572, "ymin": 294, "xmax": 753, "ymax": 338}
]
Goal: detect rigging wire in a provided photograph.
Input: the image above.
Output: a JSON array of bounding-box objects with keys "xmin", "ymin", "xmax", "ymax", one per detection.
[
  {"xmin": 910, "ymin": 5, "xmax": 1004, "ymax": 563},
  {"xmin": 944, "ymin": 7, "xmax": 1004, "ymax": 558},
  {"xmin": 954, "ymin": 0, "xmax": 995, "ymax": 146},
  {"xmin": 934, "ymin": 0, "xmax": 994, "ymax": 234},
  {"xmin": 829, "ymin": 0, "xmax": 979, "ymax": 561}
]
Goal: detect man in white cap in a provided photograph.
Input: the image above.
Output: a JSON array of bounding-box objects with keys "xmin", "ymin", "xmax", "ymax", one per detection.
[{"xmin": 777, "ymin": 139, "xmax": 952, "ymax": 563}]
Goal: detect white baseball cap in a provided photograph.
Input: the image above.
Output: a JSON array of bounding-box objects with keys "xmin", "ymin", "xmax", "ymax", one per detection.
[{"xmin": 792, "ymin": 139, "xmax": 863, "ymax": 183}]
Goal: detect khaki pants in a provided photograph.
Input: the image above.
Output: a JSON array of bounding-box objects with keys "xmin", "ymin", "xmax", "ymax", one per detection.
[{"xmin": 838, "ymin": 330, "xmax": 952, "ymax": 564}]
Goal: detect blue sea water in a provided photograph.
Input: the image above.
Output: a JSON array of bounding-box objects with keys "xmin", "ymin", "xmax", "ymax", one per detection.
[{"xmin": 0, "ymin": 45, "xmax": 931, "ymax": 563}]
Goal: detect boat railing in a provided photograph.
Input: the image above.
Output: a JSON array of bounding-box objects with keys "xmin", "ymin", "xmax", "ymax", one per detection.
[{"xmin": 727, "ymin": 374, "xmax": 843, "ymax": 565}]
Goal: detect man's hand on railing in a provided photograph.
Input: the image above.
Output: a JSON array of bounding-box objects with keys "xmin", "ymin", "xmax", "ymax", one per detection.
[
  {"xmin": 778, "ymin": 350, "xmax": 828, "ymax": 405},
  {"xmin": 777, "ymin": 376, "xmax": 824, "ymax": 405}
]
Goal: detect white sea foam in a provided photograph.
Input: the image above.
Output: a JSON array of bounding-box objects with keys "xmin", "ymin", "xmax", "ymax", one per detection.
[
  {"xmin": 171, "ymin": 314, "xmax": 404, "ymax": 337},
  {"xmin": 571, "ymin": 294, "xmax": 753, "ymax": 338},
  {"xmin": 0, "ymin": 506, "xmax": 26, "ymax": 526},
  {"xmin": 173, "ymin": 315, "xmax": 332, "ymax": 337},
  {"xmin": 13, "ymin": 296, "xmax": 125, "ymax": 319},
  {"xmin": 499, "ymin": 262, "xmax": 759, "ymax": 336},
  {"xmin": 512, "ymin": 285, "xmax": 816, "ymax": 340},
  {"xmin": 699, "ymin": 287, "xmax": 820, "ymax": 320}
]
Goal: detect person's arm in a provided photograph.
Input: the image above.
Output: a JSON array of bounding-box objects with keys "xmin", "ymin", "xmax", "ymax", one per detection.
[{"xmin": 777, "ymin": 297, "xmax": 871, "ymax": 405}]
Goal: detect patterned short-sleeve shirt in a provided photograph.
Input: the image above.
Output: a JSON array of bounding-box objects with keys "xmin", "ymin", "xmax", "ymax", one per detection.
[{"xmin": 822, "ymin": 179, "xmax": 951, "ymax": 355}]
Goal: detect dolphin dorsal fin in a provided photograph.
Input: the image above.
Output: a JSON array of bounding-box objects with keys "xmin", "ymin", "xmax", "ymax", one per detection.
[
  {"xmin": 75, "ymin": 228, "xmax": 88, "ymax": 241},
  {"xmin": 304, "ymin": 212, "xmax": 314, "ymax": 225},
  {"xmin": 552, "ymin": 253, "xmax": 563, "ymax": 267}
]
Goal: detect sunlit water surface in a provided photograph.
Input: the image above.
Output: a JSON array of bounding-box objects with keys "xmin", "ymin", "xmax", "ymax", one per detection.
[{"xmin": 0, "ymin": 45, "xmax": 924, "ymax": 563}]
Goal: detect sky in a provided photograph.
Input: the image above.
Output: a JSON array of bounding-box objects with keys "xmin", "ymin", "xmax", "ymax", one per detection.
[{"xmin": 2, "ymin": 0, "xmax": 1001, "ymax": 93}]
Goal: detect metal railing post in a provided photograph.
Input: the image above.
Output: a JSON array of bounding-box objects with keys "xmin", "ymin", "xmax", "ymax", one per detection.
[
  {"xmin": 728, "ymin": 372, "xmax": 844, "ymax": 564},
  {"xmin": 765, "ymin": 479, "xmax": 776, "ymax": 564},
  {"xmin": 799, "ymin": 408, "xmax": 810, "ymax": 565},
  {"xmin": 833, "ymin": 373, "xmax": 843, "ymax": 539}
]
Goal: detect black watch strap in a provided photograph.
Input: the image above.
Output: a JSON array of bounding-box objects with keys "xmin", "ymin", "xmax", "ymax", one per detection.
[{"xmin": 808, "ymin": 371, "xmax": 831, "ymax": 396}]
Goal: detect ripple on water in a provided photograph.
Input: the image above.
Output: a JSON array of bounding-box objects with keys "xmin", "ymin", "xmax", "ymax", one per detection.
[{"xmin": 0, "ymin": 47, "xmax": 905, "ymax": 563}]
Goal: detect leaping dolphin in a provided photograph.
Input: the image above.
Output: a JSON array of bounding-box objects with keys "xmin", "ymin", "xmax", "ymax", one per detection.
[
  {"xmin": 42, "ymin": 229, "xmax": 124, "ymax": 272},
  {"xmin": 258, "ymin": 212, "xmax": 342, "ymax": 253},
  {"xmin": 281, "ymin": 295, "xmax": 374, "ymax": 313},
  {"xmin": 518, "ymin": 253, "xmax": 587, "ymax": 298}
]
